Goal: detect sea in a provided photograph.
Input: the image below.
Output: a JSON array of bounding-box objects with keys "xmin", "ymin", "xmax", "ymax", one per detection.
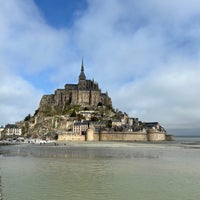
[{"xmin": 0, "ymin": 137, "xmax": 200, "ymax": 200}]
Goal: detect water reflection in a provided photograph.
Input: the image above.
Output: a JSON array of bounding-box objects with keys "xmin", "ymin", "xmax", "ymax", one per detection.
[{"xmin": 0, "ymin": 143, "xmax": 163, "ymax": 160}]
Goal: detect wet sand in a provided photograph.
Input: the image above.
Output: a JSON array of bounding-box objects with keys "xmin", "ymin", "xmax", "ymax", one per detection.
[{"xmin": 1, "ymin": 139, "xmax": 200, "ymax": 159}]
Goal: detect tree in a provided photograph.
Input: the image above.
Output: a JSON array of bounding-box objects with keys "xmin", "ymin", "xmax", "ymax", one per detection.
[
  {"xmin": 24, "ymin": 114, "xmax": 31, "ymax": 121},
  {"xmin": 107, "ymin": 120, "xmax": 112, "ymax": 128},
  {"xmin": 70, "ymin": 109, "xmax": 76, "ymax": 117},
  {"xmin": 91, "ymin": 116, "xmax": 99, "ymax": 121},
  {"xmin": 34, "ymin": 109, "xmax": 39, "ymax": 116},
  {"xmin": 84, "ymin": 107, "xmax": 89, "ymax": 110}
]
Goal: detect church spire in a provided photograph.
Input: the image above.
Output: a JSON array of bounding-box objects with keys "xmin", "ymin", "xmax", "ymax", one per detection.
[
  {"xmin": 81, "ymin": 57, "xmax": 84, "ymax": 72},
  {"xmin": 79, "ymin": 58, "xmax": 86, "ymax": 82}
]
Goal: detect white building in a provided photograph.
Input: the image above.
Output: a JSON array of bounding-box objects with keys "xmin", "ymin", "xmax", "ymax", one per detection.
[
  {"xmin": 3, "ymin": 124, "xmax": 22, "ymax": 137},
  {"xmin": 78, "ymin": 110, "xmax": 95, "ymax": 120},
  {"xmin": 0, "ymin": 126, "xmax": 4, "ymax": 139},
  {"xmin": 112, "ymin": 120, "xmax": 122, "ymax": 128}
]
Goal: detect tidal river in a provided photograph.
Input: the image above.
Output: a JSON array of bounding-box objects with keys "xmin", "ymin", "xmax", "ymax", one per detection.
[{"xmin": 0, "ymin": 138, "xmax": 200, "ymax": 200}]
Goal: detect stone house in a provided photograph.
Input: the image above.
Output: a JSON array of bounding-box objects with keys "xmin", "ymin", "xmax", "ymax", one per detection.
[
  {"xmin": 78, "ymin": 110, "xmax": 95, "ymax": 120},
  {"xmin": 112, "ymin": 120, "xmax": 122, "ymax": 128},
  {"xmin": 73, "ymin": 121, "xmax": 89, "ymax": 135},
  {"xmin": 143, "ymin": 122, "xmax": 165, "ymax": 132}
]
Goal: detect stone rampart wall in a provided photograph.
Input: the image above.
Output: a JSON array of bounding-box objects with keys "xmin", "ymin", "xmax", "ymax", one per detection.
[
  {"xmin": 58, "ymin": 134, "xmax": 85, "ymax": 141},
  {"xmin": 147, "ymin": 133, "xmax": 166, "ymax": 141},
  {"xmin": 98, "ymin": 131, "xmax": 148, "ymax": 141},
  {"xmin": 58, "ymin": 130, "xmax": 167, "ymax": 142},
  {"xmin": 94, "ymin": 133, "xmax": 100, "ymax": 141}
]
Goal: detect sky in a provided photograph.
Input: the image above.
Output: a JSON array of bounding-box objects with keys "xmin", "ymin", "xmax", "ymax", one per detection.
[{"xmin": 1, "ymin": 0, "xmax": 200, "ymax": 135}]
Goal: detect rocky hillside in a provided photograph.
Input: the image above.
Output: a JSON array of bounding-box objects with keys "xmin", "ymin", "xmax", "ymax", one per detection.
[{"xmin": 19, "ymin": 102, "xmax": 116, "ymax": 139}]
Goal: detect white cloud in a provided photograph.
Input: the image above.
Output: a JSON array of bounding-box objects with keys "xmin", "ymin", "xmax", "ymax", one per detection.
[
  {"xmin": 0, "ymin": 66, "xmax": 43, "ymax": 124},
  {"xmin": 0, "ymin": 0, "xmax": 70, "ymax": 74},
  {"xmin": 72, "ymin": 0, "xmax": 200, "ymax": 130},
  {"xmin": 0, "ymin": 0, "xmax": 70, "ymax": 124},
  {"xmin": 112, "ymin": 59, "xmax": 200, "ymax": 128}
]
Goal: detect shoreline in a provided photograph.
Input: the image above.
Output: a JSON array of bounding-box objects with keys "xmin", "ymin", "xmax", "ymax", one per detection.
[{"xmin": 1, "ymin": 139, "xmax": 200, "ymax": 159}]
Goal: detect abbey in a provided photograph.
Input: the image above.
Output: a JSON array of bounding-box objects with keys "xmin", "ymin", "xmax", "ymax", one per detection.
[{"xmin": 39, "ymin": 60, "xmax": 112, "ymax": 113}]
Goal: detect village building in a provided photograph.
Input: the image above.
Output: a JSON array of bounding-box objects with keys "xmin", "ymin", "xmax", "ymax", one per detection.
[
  {"xmin": 78, "ymin": 110, "xmax": 95, "ymax": 120},
  {"xmin": 73, "ymin": 121, "xmax": 89, "ymax": 135},
  {"xmin": 112, "ymin": 120, "xmax": 122, "ymax": 128},
  {"xmin": 0, "ymin": 126, "xmax": 4, "ymax": 139},
  {"xmin": 3, "ymin": 124, "xmax": 22, "ymax": 137}
]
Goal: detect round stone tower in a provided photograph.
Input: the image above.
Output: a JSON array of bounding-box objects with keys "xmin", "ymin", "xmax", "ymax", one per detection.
[
  {"xmin": 147, "ymin": 129, "xmax": 166, "ymax": 141},
  {"xmin": 86, "ymin": 124, "xmax": 94, "ymax": 141}
]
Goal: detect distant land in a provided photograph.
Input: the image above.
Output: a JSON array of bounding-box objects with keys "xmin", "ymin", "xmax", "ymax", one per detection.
[{"xmin": 167, "ymin": 128, "xmax": 200, "ymax": 137}]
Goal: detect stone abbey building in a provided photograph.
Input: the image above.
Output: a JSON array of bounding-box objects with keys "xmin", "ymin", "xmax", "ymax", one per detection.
[{"xmin": 39, "ymin": 60, "xmax": 112, "ymax": 112}]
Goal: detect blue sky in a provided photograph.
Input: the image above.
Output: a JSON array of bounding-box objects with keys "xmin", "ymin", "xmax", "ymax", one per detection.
[
  {"xmin": 1, "ymin": 0, "xmax": 200, "ymax": 135},
  {"xmin": 34, "ymin": 0, "xmax": 87, "ymax": 28}
]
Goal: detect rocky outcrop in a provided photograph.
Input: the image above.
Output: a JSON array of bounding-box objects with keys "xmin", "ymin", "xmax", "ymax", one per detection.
[{"xmin": 19, "ymin": 114, "xmax": 74, "ymax": 138}]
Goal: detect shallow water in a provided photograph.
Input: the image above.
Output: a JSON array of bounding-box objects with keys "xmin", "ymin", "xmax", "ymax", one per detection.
[{"xmin": 0, "ymin": 139, "xmax": 200, "ymax": 200}]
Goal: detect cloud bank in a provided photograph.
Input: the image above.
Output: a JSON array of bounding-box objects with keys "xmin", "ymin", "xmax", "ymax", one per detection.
[{"xmin": 1, "ymin": 0, "xmax": 200, "ymax": 134}]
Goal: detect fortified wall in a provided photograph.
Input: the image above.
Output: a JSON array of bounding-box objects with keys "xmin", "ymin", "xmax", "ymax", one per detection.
[{"xmin": 58, "ymin": 128, "xmax": 167, "ymax": 142}]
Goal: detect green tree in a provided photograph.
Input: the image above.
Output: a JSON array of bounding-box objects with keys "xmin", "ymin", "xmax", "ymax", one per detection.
[
  {"xmin": 24, "ymin": 114, "xmax": 31, "ymax": 121},
  {"xmin": 70, "ymin": 109, "xmax": 76, "ymax": 117},
  {"xmin": 107, "ymin": 120, "xmax": 112, "ymax": 128}
]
